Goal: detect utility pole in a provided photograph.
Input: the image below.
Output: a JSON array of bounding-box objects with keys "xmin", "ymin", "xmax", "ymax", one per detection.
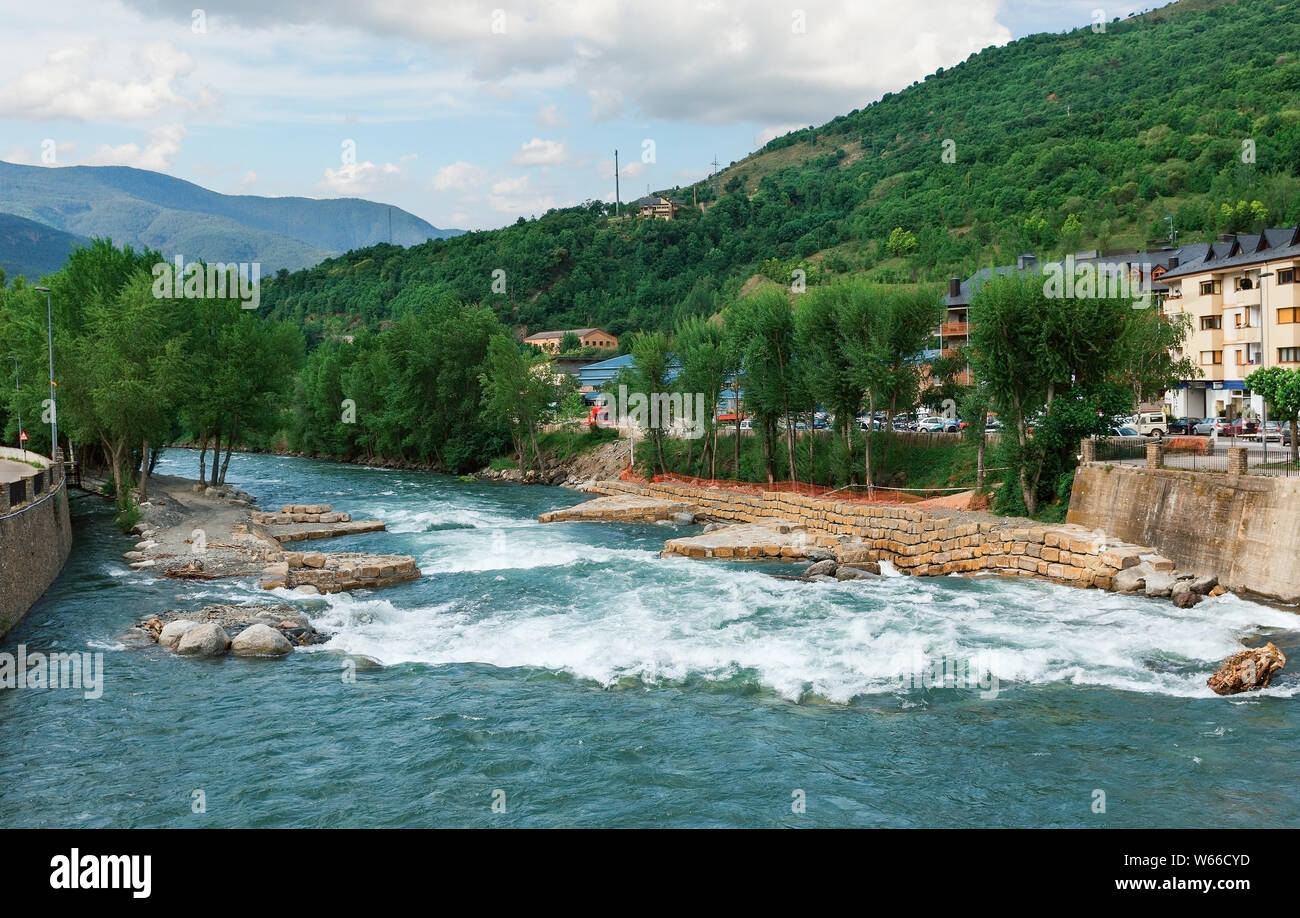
[
  {"xmin": 7, "ymin": 354, "xmax": 20, "ymax": 452},
  {"xmin": 614, "ymin": 149, "xmax": 620, "ymax": 216},
  {"xmin": 710, "ymin": 154, "xmax": 720, "ymax": 198}
]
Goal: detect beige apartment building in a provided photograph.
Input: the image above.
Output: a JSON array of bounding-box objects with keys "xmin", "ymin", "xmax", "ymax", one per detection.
[
  {"xmin": 1160, "ymin": 227, "xmax": 1300, "ymax": 420},
  {"xmin": 523, "ymin": 327, "xmax": 619, "ymax": 353}
]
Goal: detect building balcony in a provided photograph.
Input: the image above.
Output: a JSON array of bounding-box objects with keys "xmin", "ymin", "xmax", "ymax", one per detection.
[
  {"xmin": 1231, "ymin": 289, "xmax": 1260, "ymax": 308},
  {"xmin": 939, "ymin": 321, "xmax": 969, "ymax": 338},
  {"xmin": 1225, "ymin": 324, "xmax": 1262, "ymax": 344}
]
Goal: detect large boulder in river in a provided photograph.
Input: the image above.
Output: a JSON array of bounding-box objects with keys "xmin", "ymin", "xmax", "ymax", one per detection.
[
  {"xmin": 835, "ymin": 564, "xmax": 878, "ymax": 581},
  {"xmin": 1189, "ymin": 574, "xmax": 1219, "ymax": 595},
  {"xmin": 231, "ymin": 623, "xmax": 293, "ymax": 657},
  {"xmin": 804, "ymin": 559, "xmax": 838, "ymax": 578},
  {"xmin": 1111, "ymin": 562, "xmax": 1153, "ymax": 594},
  {"xmin": 1207, "ymin": 643, "xmax": 1287, "ymax": 695},
  {"xmin": 1171, "ymin": 581, "xmax": 1203, "ymax": 608},
  {"xmin": 175, "ymin": 622, "xmax": 231, "ymax": 657},
  {"xmin": 158, "ymin": 619, "xmax": 199, "ymax": 649},
  {"xmin": 1144, "ymin": 571, "xmax": 1177, "ymax": 598}
]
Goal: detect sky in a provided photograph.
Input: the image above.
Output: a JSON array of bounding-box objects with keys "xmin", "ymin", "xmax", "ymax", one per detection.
[{"xmin": 0, "ymin": 0, "xmax": 1154, "ymax": 232}]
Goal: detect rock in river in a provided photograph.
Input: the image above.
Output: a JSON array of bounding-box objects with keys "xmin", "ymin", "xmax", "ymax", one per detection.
[
  {"xmin": 158, "ymin": 619, "xmax": 199, "ymax": 650},
  {"xmin": 231, "ymin": 623, "xmax": 293, "ymax": 657},
  {"xmin": 1207, "ymin": 643, "xmax": 1287, "ymax": 695},
  {"xmin": 175, "ymin": 622, "xmax": 232, "ymax": 657}
]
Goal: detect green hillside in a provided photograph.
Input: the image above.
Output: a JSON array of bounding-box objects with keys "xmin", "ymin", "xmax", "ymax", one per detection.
[
  {"xmin": 0, "ymin": 162, "xmax": 462, "ymax": 275},
  {"xmin": 0, "ymin": 213, "xmax": 88, "ymax": 282},
  {"xmin": 263, "ymin": 0, "xmax": 1300, "ymax": 338}
]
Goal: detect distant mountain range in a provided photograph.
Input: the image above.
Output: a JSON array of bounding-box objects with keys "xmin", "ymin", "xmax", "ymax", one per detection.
[
  {"xmin": 0, "ymin": 213, "xmax": 88, "ymax": 283},
  {"xmin": 0, "ymin": 161, "xmax": 461, "ymax": 281}
]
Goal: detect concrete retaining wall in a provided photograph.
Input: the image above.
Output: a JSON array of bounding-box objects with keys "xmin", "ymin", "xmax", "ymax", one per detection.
[
  {"xmin": 1067, "ymin": 463, "xmax": 1300, "ymax": 603},
  {"xmin": 0, "ymin": 455, "xmax": 73, "ymax": 638}
]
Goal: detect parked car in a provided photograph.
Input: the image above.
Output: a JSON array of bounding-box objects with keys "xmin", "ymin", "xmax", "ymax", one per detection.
[
  {"xmin": 1193, "ymin": 417, "xmax": 1234, "ymax": 436},
  {"xmin": 1257, "ymin": 420, "xmax": 1284, "ymax": 441},
  {"xmin": 917, "ymin": 416, "xmax": 961, "ymax": 433},
  {"xmin": 1166, "ymin": 417, "xmax": 1200, "ymax": 435},
  {"xmin": 1133, "ymin": 410, "xmax": 1169, "ymax": 438},
  {"xmin": 1106, "ymin": 426, "xmax": 1146, "ymax": 439}
]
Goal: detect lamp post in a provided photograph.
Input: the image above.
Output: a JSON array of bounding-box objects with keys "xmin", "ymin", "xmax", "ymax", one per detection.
[
  {"xmin": 32, "ymin": 285, "xmax": 57, "ymax": 462},
  {"xmin": 7, "ymin": 354, "xmax": 20, "ymax": 453}
]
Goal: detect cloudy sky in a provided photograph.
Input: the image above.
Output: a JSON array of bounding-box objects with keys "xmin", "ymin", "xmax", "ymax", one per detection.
[{"xmin": 1, "ymin": 0, "xmax": 1150, "ymax": 231}]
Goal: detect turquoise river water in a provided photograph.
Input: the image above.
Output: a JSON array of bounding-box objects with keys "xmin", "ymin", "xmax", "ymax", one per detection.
[{"xmin": 2, "ymin": 449, "xmax": 1298, "ymax": 827}]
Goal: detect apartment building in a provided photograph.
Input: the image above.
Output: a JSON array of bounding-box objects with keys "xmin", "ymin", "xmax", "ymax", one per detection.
[{"xmin": 1159, "ymin": 227, "xmax": 1300, "ymax": 420}]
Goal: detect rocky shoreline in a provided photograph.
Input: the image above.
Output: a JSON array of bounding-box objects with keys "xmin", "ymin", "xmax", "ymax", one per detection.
[
  {"xmin": 117, "ymin": 476, "xmax": 420, "ymax": 664},
  {"xmin": 133, "ymin": 603, "xmax": 329, "ymax": 658}
]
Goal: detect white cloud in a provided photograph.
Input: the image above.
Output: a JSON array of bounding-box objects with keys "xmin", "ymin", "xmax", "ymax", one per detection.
[
  {"xmin": 114, "ymin": 0, "xmax": 1011, "ymax": 124},
  {"xmin": 535, "ymin": 103, "xmax": 566, "ymax": 127},
  {"xmin": 83, "ymin": 123, "xmax": 187, "ymax": 171},
  {"xmin": 432, "ymin": 160, "xmax": 486, "ymax": 192},
  {"xmin": 240, "ymin": 169, "xmax": 257, "ymax": 186},
  {"xmin": 511, "ymin": 137, "xmax": 567, "ymax": 166},
  {"xmin": 0, "ymin": 42, "xmax": 197, "ymax": 121},
  {"xmin": 319, "ymin": 159, "xmax": 403, "ymax": 195}
]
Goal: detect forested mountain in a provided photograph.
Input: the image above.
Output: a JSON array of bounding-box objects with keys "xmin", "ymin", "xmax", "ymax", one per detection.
[
  {"xmin": 0, "ymin": 162, "xmax": 461, "ymax": 275},
  {"xmin": 262, "ymin": 0, "xmax": 1300, "ymax": 339},
  {"xmin": 0, "ymin": 213, "xmax": 87, "ymax": 282}
]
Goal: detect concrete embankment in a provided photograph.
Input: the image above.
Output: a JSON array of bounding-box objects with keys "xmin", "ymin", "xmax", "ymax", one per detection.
[
  {"xmin": 0, "ymin": 449, "xmax": 73, "ymax": 638},
  {"xmin": 546, "ymin": 479, "xmax": 1170, "ymax": 591},
  {"xmin": 1068, "ymin": 463, "xmax": 1300, "ymax": 604}
]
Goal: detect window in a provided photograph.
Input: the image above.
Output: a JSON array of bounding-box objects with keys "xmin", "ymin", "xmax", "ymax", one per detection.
[
  {"xmin": 1200, "ymin": 350, "xmax": 1222, "ymax": 365},
  {"xmin": 1236, "ymin": 349, "xmax": 1247, "ymax": 365},
  {"xmin": 1280, "ymin": 348, "xmax": 1300, "ymax": 364},
  {"xmin": 1199, "ymin": 280, "xmax": 1222, "ymax": 296},
  {"xmin": 1278, "ymin": 268, "xmax": 1295, "ymax": 285},
  {"xmin": 1278, "ymin": 308, "xmax": 1300, "ymax": 325},
  {"xmin": 1234, "ymin": 313, "xmax": 1251, "ymax": 328},
  {"xmin": 1200, "ymin": 315, "xmax": 1222, "ymax": 330}
]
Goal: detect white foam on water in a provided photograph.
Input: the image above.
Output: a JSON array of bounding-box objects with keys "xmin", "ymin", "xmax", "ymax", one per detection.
[
  {"xmin": 367, "ymin": 503, "xmax": 524, "ymax": 534},
  {"xmin": 298, "ymin": 547, "xmax": 1298, "ymax": 703}
]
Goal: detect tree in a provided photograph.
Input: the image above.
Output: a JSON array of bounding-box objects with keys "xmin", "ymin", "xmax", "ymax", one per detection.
[
  {"xmin": 480, "ymin": 334, "xmax": 554, "ymax": 473},
  {"xmin": 673, "ymin": 315, "xmax": 730, "ymax": 479},
  {"xmin": 558, "ymin": 331, "xmax": 581, "ymax": 353},
  {"xmin": 726, "ymin": 288, "xmax": 798, "ymax": 487},
  {"xmin": 1246, "ymin": 366, "xmax": 1300, "ymax": 464},
  {"xmin": 886, "ymin": 227, "xmax": 919, "ymax": 258},
  {"xmin": 621, "ymin": 330, "xmax": 674, "ymax": 475},
  {"xmin": 968, "ymin": 272, "xmax": 1194, "ymax": 515}
]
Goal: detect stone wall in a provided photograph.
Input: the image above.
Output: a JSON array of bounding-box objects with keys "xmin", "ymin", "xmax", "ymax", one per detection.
[
  {"xmin": 0, "ymin": 455, "xmax": 73, "ymax": 638},
  {"xmin": 587, "ymin": 480, "xmax": 1156, "ymax": 589},
  {"xmin": 1068, "ymin": 463, "xmax": 1300, "ymax": 603}
]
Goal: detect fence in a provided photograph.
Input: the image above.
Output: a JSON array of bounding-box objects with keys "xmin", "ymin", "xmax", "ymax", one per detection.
[
  {"xmin": 1085, "ymin": 435, "xmax": 1297, "ymax": 476},
  {"xmin": 1160, "ymin": 436, "xmax": 1232, "ymax": 473},
  {"xmin": 1093, "ymin": 437, "xmax": 1148, "ymax": 464}
]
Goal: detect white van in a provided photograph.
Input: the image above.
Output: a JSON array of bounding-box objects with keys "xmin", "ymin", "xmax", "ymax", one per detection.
[{"xmin": 1133, "ymin": 411, "xmax": 1168, "ymax": 438}]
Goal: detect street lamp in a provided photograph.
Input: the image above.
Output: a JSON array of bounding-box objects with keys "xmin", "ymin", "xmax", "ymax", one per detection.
[
  {"xmin": 7, "ymin": 354, "xmax": 20, "ymax": 453},
  {"xmin": 32, "ymin": 285, "xmax": 57, "ymax": 462}
]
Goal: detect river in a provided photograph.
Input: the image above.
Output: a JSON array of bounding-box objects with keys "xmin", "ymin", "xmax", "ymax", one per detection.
[{"xmin": 2, "ymin": 449, "xmax": 1297, "ymax": 827}]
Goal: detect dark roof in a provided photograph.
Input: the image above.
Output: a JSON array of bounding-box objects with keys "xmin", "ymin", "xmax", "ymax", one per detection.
[{"xmin": 1159, "ymin": 227, "xmax": 1300, "ymax": 280}]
